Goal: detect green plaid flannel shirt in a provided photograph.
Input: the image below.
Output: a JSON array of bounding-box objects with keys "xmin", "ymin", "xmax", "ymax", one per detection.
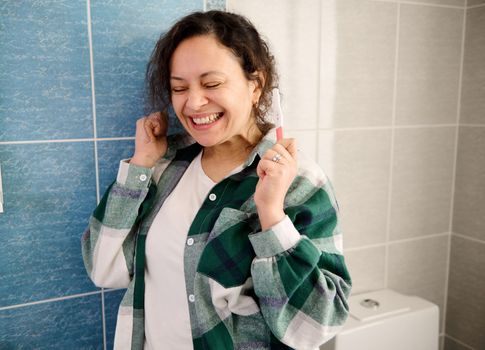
[{"xmin": 82, "ymin": 130, "xmax": 351, "ymax": 350}]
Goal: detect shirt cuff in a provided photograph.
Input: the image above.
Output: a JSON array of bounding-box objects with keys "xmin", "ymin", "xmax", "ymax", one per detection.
[
  {"xmin": 116, "ymin": 159, "xmax": 154, "ymax": 190},
  {"xmin": 249, "ymin": 215, "xmax": 301, "ymax": 258}
]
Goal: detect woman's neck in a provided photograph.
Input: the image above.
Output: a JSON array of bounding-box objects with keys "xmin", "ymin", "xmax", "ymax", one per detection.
[
  {"xmin": 200, "ymin": 129, "xmax": 263, "ymax": 182},
  {"xmin": 202, "ymin": 128, "xmax": 263, "ymax": 163}
]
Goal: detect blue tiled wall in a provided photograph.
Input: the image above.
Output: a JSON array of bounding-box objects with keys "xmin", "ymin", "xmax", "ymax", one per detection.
[
  {"xmin": 0, "ymin": 0, "xmax": 227, "ymax": 348},
  {"xmin": 0, "ymin": 294, "xmax": 104, "ymax": 350},
  {"xmin": 0, "ymin": 1, "xmax": 93, "ymax": 141}
]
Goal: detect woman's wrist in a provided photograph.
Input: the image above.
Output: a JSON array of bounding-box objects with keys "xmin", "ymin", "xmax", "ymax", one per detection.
[
  {"xmin": 257, "ymin": 206, "xmax": 286, "ymax": 231},
  {"xmin": 130, "ymin": 154, "xmax": 158, "ymax": 168}
]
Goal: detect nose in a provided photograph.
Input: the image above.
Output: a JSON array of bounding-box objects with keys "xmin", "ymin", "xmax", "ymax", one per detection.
[{"xmin": 186, "ymin": 87, "xmax": 208, "ymax": 111}]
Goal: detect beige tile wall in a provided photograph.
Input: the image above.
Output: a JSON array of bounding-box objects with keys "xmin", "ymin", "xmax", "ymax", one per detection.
[
  {"xmin": 460, "ymin": 6, "xmax": 485, "ymax": 124},
  {"xmin": 396, "ymin": 5, "xmax": 463, "ymax": 125},
  {"xmin": 444, "ymin": 335, "xmax": 475, "ymax": 350},
  {"xmin": 446, "ymin": 235, "xmax": 485, "ymax": 349},
  {"xmin": 319, "ymin": 0, "xmax": 397, "ymax": 128},
  {"xmin": 453, "ymin": 127, "xmax": 485, "ymax": 240},
  {"xmin": 388, "ymin": 234, "xmax": 449, "ymax": 331},
  {"xmin": 345, "ymin": 246, "xmax": 386, "ymax": 294},
  {"xmin": 228, "ymin": 0, "xmax": 484, "ymax": 347},
  {"xmin": 404, "ymin": 0, "xmax": 465, "ymax": 6},
  {"xmin": 318, "ymin": 129, "xmax": 391, "ymax": 248},
  {"xmin": 390, "ymin": 127, "xmax": 456, "ymax": 240},
  {"xmin": 445, "ymin": 3, "xmax": 485, "ymax": 350},
  {"xmin": 468, "ymin": 0, "xmax": 485, "ymax": 7}
]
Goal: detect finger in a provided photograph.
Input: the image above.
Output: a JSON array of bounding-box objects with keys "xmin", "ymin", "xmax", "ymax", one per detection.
[
  {"xmin": 270, "ymin": 144, "xmax": 292, "ymax": 163},
  {"xmin": 148, "ymin": 111, "xmax": 168, "ymax": 137},
  {"xmin": 143, "ymin": 117, "xmax": 156, "ymax": 142},
  {"xmin": 264, "ymin": 149, "xmax": 288, "ymax": 165},
  {"xmin": 257, "ymin": 160, "xmax": 281, "ymax": 181},
  {"xmin": 256, "ymin": 161, "xmax": 266, "ymax": 179},
  {"xmin": 276, "ymin": 138, "xmax": 297, "ymax": 160},
  {"xmin": 151, "ymin": 119, "xmax": 161, "ymax": 136},
  {"xmin": 285, "ymin": 138, "xmax": 297, "ymax": 159},
  {"xmin": 258, "ymin": 158, "xmax": 282, "ymax": 177},
  {"xmin": 136, "ymin": 117, "xmax": 150, "ymax": 142}
]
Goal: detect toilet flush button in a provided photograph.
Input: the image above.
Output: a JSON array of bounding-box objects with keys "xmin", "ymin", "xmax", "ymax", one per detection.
[
  {"xmin": 360, "ymin": 298, "xmax": 380, "ymax": 310},
  {"xmin": 349, "ymin": 289, "xmax": 411, "ymax": 322}
]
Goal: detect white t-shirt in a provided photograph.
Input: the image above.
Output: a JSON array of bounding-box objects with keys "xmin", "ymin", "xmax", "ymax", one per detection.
[{"xmin": 144, "ymin": 151, "xmax": 242, "ymax": 350}]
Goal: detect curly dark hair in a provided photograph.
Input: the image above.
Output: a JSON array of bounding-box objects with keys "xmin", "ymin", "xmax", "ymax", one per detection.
[{"xmin": 146, "ymin": 10, "xmax": 278, "ymax": 135}]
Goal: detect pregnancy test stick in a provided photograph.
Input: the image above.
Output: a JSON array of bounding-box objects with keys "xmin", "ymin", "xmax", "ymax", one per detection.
[{"xmin": 271, "ymin": 88, "xmax": 284, "ymax": 141}]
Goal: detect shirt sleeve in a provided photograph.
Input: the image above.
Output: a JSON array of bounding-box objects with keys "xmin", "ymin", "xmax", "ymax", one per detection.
[
  {"xmin": 81, "ymin": 160, "xmax": 154, "ymax": 288},
  {"xmin": 248, "ymin": 177, "xmax": 352, "ymax": 350}
]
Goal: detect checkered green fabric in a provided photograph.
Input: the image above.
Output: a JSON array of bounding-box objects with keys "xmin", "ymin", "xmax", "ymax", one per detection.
[{"xmin": 82, "ymin": 132, "xmax": 352, "ymax": 350}]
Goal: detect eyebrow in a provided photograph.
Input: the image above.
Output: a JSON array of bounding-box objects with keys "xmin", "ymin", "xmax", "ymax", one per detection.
[{"xmin": 170, "ymin": 71, "xmax": 226, "ymax": 81}]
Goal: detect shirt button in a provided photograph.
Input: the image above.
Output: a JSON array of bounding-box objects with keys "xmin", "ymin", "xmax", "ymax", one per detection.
[
  {"xmin": 209, "ymin": 193, "xmax": 217, "ymax": 201},
  {"xmin": 139, "ymin": 174, "xmax": 147, "ymax": 182},
  {"xmin": 188, "ymin": 294, "xmax": 195, "ymax": 303},
  {"xmin": 187, "ymin": 238, "xmax": 194, "ymax": 246}
]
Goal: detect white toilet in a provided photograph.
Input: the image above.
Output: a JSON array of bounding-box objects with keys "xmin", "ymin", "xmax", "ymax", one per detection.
[{"xmin": 321, "ymin": 289, "xmax": 439, "ymax": 350}]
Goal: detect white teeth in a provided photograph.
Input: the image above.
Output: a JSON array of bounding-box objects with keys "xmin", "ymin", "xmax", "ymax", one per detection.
[{"xmin": 192, "ymin": 113, "xmax": 221, "ymax": 125}]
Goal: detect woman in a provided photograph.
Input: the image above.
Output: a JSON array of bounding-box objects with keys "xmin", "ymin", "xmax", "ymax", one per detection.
[{"xmin": 82, "ymin": 10, "xmax": 351, "ymax": 350}]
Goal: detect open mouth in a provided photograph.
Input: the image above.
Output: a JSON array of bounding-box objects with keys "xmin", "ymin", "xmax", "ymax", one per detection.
[{"xmin": 191, "ymin": 112, "xmax": 224, "ymax": 125}]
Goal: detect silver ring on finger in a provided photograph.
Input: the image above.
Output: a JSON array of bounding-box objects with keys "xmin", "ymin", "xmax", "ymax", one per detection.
[{"xmin": 271, "ymin": 153, "xmax": 282, "ymax": 163}]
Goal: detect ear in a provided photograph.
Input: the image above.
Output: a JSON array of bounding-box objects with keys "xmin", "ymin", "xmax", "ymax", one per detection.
[{"xmin": 250, "ymin": 71, "xmax": 265, "ymax": 105}]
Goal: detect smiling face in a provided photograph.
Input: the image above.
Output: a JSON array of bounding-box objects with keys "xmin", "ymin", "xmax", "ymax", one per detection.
[{"xmin": 169, "ymin": 35, "xmax": 262, "ymax": 149}]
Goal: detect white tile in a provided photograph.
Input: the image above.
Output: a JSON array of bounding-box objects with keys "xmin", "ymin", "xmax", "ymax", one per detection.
[
  {"xmin": 320, "ymin": 0, "xmax": 397, "ymax": 128},
  {"xmin": 396, "ymin": 5, "xmax": 464, "ymax": 125},
  {"xmin": 390, "ymin": 127, "xmax": 455, "ymax": 240},
  {"xmin": 345, "ymin": 246, "xmax": 386, "ymax": 295},
  {"xmin": 228, "ymin": 0, "xmax": 321, "ymax": 130},
  {"xmin": 319, "ymin": 130, "xmax": 391, "ymax": 248}
]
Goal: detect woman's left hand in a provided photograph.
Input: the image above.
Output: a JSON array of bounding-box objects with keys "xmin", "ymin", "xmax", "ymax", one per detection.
[{"xmin": 254, "ymin": 138, "xmax": 298, "ymax": 230}]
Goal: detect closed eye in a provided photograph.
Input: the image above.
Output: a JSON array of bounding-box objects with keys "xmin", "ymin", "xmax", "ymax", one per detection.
[
  {"xmin": 204, "ymin": 82, "xmax": 221, "ymax": 89},
  {"xmin": 171, "ymin": 87, "xmax": 187, "ymax": 93}
]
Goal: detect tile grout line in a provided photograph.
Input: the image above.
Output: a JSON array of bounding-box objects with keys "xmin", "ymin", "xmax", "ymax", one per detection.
[
  {"xmin": 389, "ymin": 231, "xmax": 450, "ymax": 245},
  {"xmin": 384, "ymin": 2, "xmax": 401, "ymax": 289},
  {"xmin": 0, "ymin": 137, "xmax": 135, "ymax": 145},
  {"xmin": 315, "ymin": 0, "xmax": 324, "ymax": 165},
  {"xmin": 0, "ymin": 288, "xmax": 124, "ymax": 313},
  {"xmin": 371, "ymin": 0, "xmax": 466, "ymax": 9},
  {"xmin": 3, "ymin": 124, "xmax": 480, "ymax": 146},
  {"xmin": 442, "ymin": 0, "xmax": 467, "ymax": 336},
  {"xmin": 445, "ymin": 334, "xmax": 476, "ymax": 350},
  {"xmin": 452, "ymin": 231, "xmax": 485, "ymax": 245},
  {"xmin": 86, "ymin": 0, "xmax": 106, "ymax": 349},
  {"xmin": 459, "ymin": 123, "xmax": 485, "ymax": 127},
  {"xmin": 101, "ymin": 287, "xmax": 107, "ymax": 350},
  {"xmin": 346, "ymin": 231, "xmax": 450, "ymax": 252},
  {"xmin": 0, "ymin": 290, "xmax": 103, "ymax": 312},
  {"xmin": 86, "ymin": 0, "xmax": 99, "ymax": 208},
  {"xmin": 468, "ymin": 2, "xmax": 485, "ymax": 8},
  {"xmin": 327, "ymin": 124, "xmax": 459, "ymax": 130}
]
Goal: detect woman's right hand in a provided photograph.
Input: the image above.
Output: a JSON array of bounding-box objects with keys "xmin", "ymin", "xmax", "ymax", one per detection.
[{"xmin": 130, "ymin": 111, "xmax": 169, "ymax": 168}]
